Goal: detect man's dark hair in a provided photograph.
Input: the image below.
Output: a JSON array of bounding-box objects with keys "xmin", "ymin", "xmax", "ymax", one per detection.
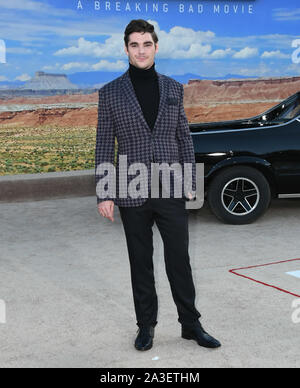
[{"xmin": 124, "ymin": 19, "xmax": 158, "ymax": 48}]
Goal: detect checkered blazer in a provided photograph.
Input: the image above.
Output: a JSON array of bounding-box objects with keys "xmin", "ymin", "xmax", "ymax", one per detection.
[{"xmin": 95, "ymin": 68, "xmax": 196, "ymax": 207}]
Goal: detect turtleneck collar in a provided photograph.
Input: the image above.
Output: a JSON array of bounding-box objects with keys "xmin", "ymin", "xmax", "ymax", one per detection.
[{"xmin": 129, "ymin": 62, "xmax": 157, "ymax": 80}]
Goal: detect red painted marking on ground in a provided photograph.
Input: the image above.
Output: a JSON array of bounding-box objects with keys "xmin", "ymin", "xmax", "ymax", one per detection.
[{"xmin": 229, "ymin": 258, "xmax": 300, "ymax": 298}]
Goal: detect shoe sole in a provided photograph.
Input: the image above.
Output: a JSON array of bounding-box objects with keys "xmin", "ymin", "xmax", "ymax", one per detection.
[{"xmin": 134, "ymin": 342, "xmax": 153, "ymax": 351}]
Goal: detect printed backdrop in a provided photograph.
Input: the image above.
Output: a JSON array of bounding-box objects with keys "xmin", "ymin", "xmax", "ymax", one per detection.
[
  {"xmin": 1, "ymin": 1, "xmax": 300, "ymax": 84},
  {"xmin": 0, "ymin": 0, "xmax": 300, "ymax": 174}
]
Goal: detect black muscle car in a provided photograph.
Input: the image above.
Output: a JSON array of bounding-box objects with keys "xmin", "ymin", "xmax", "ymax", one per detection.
[{"xmin": 190, "ymin": 91, "xmax": 300, "ymax": 224}]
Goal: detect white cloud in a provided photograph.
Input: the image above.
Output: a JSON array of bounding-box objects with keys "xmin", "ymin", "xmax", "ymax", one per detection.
[
  {"xmin": 210, "ymin": 48, "xmax": 234, "ymax": 59},
  {"xmin": 165, "ymin": 43, "xmax": 212, "ymax": 59},
  {"xmin": 273, "ymin": 8, "xmax": 300, "ymax": 21},
  {"xmin": 62, "ymin": 62, "xmax": 91, "ymax": 71},
  {"xmin": 42, "ymin": 63, "xmax": 61, "ymax": 71},
  {"xmin": 233, "ymin": 47, "xmax": 259, "ymax": 59},
  {"xmin": 261, "ymin": 50, "xmax": 290, "ymax": 59},
  {"xmin": 43, "ymin": 59, "xmax": 127, "ymax": 72},
  {"xmin": 238, "ymin": 63, "xmax": 275, "ymax": 77},
  {"xmin": 14, "ymin": 73, "xmax": 31, "ymax": 81},
  {"xmin": 56, "ymin": 21, "xmax": 295, "ymax": 63},
  {"xmin": 137, "ymin": 20, "xmax": 216, "ymax": 59},
  {"xmin": 54, "ymin": 22, "xmax": 217, "ymax": 60},
  {"xmin": 0, "ymin": 75, "xmax": 9, "ymax": 81},
  {"xmin": 6, "ymin": 47, "xmax": 41, "ymax": 55},
  {"xmin": 54, "ymin": 35, "xmax": 125, "ymax": 58},
  {"xmin": 216, "ymin": 33, "xmax": 300, "ymax": 51},
  {"xmin": 92, "ymin": 60, "xmax": 127, "ymax": 71}
]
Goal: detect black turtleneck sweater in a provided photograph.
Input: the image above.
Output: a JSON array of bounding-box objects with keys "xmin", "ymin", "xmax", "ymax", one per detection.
[{"xmin": 129, "ymin": 62, "xmax": 159, "ymax": 131}]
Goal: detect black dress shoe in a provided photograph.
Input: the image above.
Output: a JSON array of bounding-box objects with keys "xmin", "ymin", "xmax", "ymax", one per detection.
[
  {"xmin": 134, "ymin": 325, "xmax": 155, "ymax": 351},
  {"xmin": 181, "ymin": 323, "xmax": 221, "ymax": 348}
]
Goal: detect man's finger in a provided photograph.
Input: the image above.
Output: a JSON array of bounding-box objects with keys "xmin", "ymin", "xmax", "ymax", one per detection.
[
  {"xmin": 97, "ymin": 202, "xmax": 114, "ymax": 221},
  {"xmin": 100, "ymin": 206, "xmax": 109, "ymax": 218}
]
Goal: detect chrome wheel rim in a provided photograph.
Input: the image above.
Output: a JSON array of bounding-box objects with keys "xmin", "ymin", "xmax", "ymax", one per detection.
[{"xmin": 221, "ymin": 177, "xmax": 260, "ymax": 216}]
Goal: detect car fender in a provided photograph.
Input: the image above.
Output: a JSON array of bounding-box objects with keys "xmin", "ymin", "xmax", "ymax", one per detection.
[{"xmin": 205, "ymin": 156, "xmax": 276, "ymax": 194}]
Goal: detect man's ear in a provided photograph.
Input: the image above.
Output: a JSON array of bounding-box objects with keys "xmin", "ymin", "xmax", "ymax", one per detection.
[
  {"xmin": 155, "ymin": 43, "xmax": 159, "ymax": 54},
  {"xmin": 124, "ymin": 45, "xmax": 128, "ymax": 56}
]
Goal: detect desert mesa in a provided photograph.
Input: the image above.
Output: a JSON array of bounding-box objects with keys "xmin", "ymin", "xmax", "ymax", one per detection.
[{"xmin": 1, "ymin": 74, "xmax": 300, "ymax": 127}]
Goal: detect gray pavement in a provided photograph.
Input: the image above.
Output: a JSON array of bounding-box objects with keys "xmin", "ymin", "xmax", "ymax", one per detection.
[{"xmin": 0, "ymin": 196, "xmax": 300, "ymax": 368}]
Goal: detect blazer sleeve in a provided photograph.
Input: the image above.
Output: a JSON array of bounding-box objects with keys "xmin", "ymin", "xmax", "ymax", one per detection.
[
  {"xmin": 175, "ymin": 83, "xmax": 196, "ymax": 194},
  {"xmin": 95, "ymin": 88, "xmax": 116, "ymax": 204}
]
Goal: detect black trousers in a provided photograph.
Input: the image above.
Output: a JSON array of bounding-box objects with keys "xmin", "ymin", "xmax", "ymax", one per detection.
[{"xmin": 118, "ymin": 197, "xmax": 201, "ymax": 329}]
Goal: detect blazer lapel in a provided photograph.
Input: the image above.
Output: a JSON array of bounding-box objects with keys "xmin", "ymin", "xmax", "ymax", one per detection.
[
  {"xmin": 120, "ymin": 69, "xmax": 168, "ymax": 134},
  {"xmin": 153, "ymin": 72, "xmax": 168, "ymax": 133}
]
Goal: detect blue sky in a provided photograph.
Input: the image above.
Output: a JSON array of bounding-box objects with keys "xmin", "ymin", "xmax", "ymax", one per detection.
[{"xmin": 0, "ymin": 0, "xmax": 300, "ymax": 83}]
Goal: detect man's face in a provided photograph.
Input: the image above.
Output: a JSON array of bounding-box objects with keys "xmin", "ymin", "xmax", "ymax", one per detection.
[{"xmin": 124, "ymin": 32, "xmax": 158, "ymax": 70}]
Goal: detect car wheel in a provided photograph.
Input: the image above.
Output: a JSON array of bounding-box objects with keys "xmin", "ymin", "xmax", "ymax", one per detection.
[{"xmin": 207, "ymin": 166, "xmax": 271, "ymax": 224}]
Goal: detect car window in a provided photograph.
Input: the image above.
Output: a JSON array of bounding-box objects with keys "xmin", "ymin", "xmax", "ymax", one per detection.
[{"xmin": 275, "ymin": 97, "xmax": 300, "ymax": 120}]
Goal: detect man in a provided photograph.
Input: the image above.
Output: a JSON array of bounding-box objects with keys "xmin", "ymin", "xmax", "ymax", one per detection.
[{"xmin": 95, "ymin": 19, "xmax": 221, "ymax": 350}]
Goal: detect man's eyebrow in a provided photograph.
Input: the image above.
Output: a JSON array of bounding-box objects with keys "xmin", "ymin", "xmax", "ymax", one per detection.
[{"xmin": 129, "ymin": 41, "xmax": 154, "ymax": 45}]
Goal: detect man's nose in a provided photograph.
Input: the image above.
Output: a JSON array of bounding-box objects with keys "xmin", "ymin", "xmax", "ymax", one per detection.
[{"xmin": 138, "ymin": 45, "xmax": 145, "ymax": 54}]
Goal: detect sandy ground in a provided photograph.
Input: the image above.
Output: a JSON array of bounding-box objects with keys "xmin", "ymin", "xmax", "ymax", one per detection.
[{"xmin": 0, "ymin": 195, "xmax": 300, "ymax": 368}]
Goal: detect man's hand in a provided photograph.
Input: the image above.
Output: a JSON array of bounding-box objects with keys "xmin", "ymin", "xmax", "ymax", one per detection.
[{"xmin": 98, "ymin": 200, "xmax": 114, "ymax": 222}]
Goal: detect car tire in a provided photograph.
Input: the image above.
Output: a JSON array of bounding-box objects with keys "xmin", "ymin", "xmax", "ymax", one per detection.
[{"xmin": 207, "ymin": 166, "xmax": 271, "ymax": 224}]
